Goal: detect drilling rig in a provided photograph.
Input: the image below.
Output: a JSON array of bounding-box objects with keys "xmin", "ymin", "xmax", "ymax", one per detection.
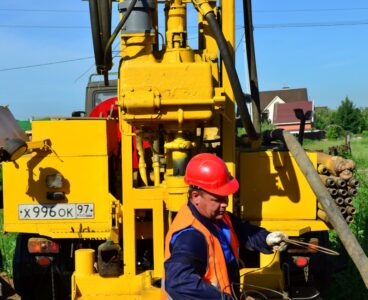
[{"xmin": 1, "ymin": 1, "xmax": 368, "ymax": 299}]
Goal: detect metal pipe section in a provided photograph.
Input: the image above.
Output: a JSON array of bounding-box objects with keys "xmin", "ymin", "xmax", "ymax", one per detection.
[
  {"xmin": 348, "ymin": 178, "xmax": 359, "ymax": 188},
  {"xmin": 319, "ymin": 175, "xmax": 335, "ymax": 187},
  {"xmin": 152, "ymin": 138, "xmax": 161, "ymax": 186},
  {"xmin": 282, "ymin": 130, "xmax": 368, "ymax": 288},
  {"xmin": 102, "ymin": 0, "xmax": 139, "ymax": 85},
  {"xmin": 243, "ymin": 0, "xmax": 261, "ymax": 132},
  {"xmin": 135, "ymin": 130, "xmax": 148, "ymax": 186}
]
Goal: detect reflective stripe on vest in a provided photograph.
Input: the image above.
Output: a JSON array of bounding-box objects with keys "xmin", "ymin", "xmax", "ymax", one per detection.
[{"xmin": 162, "ymin": 204, "xmax": 239, "ymax": 299}]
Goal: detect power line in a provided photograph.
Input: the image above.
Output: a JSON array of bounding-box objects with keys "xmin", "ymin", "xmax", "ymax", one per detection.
[
  {"xmin": 0, "ymin": 57, "xmax": 94, "ymax": 72},
  {"xmin": 253, "ymin": 8, "xmax": 368, "ymax": 13},
  {"xmin": 74, "ymin": 42, "xmax": 121, "ymax": 82},
  {"xmin": 0, "ymin": 25, "xmax": 89, "ymax": 29},
  {"xmin": 0, "ymin": 8, "xmax": 85, "ymax": 13},
  {"xmin": 254, "ymin": 20, "xmax": 368, "ymax": 29},
  {"xmin": 3, "ymin": 19, "xmax": 368, "ymax": 31}
]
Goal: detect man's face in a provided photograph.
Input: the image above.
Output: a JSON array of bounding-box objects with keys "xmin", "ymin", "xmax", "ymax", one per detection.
[{"xmin": 191, "ymin": 189, "xmax": 229, "ymax": 221}]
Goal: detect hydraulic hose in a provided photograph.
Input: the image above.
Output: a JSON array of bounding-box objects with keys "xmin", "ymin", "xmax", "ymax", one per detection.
[
  {"xmin": 103, "ymin": 0, "xmax": 138, "ymax": 85},
  {"xmin": 205, "ymin": 12, "xmax": 260, "ymax": 141},
  {"xmin": 99, "ymin": 0, "xmax": 112, "ymax": 72},
  {"xmin": 281, "ymin": 130, "xmax": 368, "ymax": 288},
  {"xmin": 88, "ymin": 0, "xmax": 104, "ymax": 71}
]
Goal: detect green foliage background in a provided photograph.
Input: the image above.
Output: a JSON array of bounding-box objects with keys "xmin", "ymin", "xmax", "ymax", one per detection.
[
  {"xmin": 314, "ymin": 97, "xmax": 367, "ymax": 134},
  {"xmin": 335, "ymin": 97, "xmax": 364, "ymax": 134},
  {"xmin": 305, "ymin": 136, "xmax": 368, "ymax": 299}
]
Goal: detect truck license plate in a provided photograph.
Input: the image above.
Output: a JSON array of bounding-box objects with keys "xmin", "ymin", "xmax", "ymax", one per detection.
[{"xmin": 18, "ymin": 203, "xmax": 94, "ymax": 220}]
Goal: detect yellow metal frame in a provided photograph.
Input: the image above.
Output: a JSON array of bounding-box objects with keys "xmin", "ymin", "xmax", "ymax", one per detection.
[
  {"xmin": 3, "ymin": 120, "xmax": 121, "ymax": 240},
  {"xmin": 2, "ymin": 1, "xmax": 330, "ymax": 299}
]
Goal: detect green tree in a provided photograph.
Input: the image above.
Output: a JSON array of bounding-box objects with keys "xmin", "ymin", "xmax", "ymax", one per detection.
[
  {"xmin": 335, "ymin": 97, "xmax": 363, "ymax": 134},
  {"xmin": 361, "ymin": 107, "xmax": 368, "ymax": 131},
  {"xmin": 314, "ymin": 107, "xmax": 335, "ymax": 130},
  {"xmin": 326, "ymin": 124, "xmax": 345, "ymax": 139}
]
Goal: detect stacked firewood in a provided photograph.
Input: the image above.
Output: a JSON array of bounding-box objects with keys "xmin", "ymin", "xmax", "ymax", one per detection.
[{"xmin": 316, "ymin": 152, "xmax": 359, "ymax": 224}]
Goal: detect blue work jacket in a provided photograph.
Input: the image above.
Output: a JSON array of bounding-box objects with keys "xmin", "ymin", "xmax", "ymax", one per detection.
[{"xmin": 164, "ymin": 201, "xmax": 272, "ymax": 300}]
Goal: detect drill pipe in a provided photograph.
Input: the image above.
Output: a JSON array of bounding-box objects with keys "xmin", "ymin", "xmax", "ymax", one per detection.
[
  {"xmin": 346, "ymin": 206, "xmax": 357, "ymax": 215},
  {"xmin": 335, "ymin": 197, "xmax": 345, "ymax": 206},
  {"xmin": 339, "ymin": 206, "xmax": 347, "ymax": 214},
  {"xmin": 327, "ymin": 188, "xmax": 338, "ymax": 197},
  {"xmin": 344, "ymin": 197, "xmax": 353, "ymax": 205},
  {"xmin": 318, "ymin": 197, "xmax": 344, "ymax": 208},
  {"xmin": 319, "ymin": 175, "xmax": 336, "ymax": 187},
  {"xmin": 317, "ymin": 164, "xmax": 329, "ymax": 175},
  {"xmin": 282, "ymin": 130, "xmax": 368, "ymax": 288},
  {"xmin": 337, "ymin": 189, "xmax": 348, "ymax": 197},
  {"xmin": 330, "ymin": 176, "xmax": 347, "ymax": 188},
  {"xmin": 317, "ymin": 152, "xmax": 355, "ymax": 176},
  {"xmin": 339, "ymin": 169, "xmax": 353, "ymax": 180},
  {"xmin": 348, "ymin": 178, "xmax": 359, "ymax": 188},
  {"xmin": 347, "ymin": 187, "xmax": 358, "ymax": 197},
  {"xmin": 346, "ymin": 215, "xmax": 354, "ymax": 223}
]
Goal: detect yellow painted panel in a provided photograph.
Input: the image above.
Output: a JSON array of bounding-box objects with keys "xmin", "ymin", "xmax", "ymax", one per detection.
[
  {"xmin": 239, "ymin": 150, "xmax": 318, "ymax": 220},
  {"xmin": 119, "ymin": 61, "xmax": 213, "ymax": 101},
  {"xmin": 72, "ymin": 272, "xmax": 161, "ymax": 300},
  {"xmin": 32, "ymin": 119, "xmax": 118, "ymax": 156},
  {"xmin": 2, "ymin": 120, "xmax": 118, "ymax": 238}
]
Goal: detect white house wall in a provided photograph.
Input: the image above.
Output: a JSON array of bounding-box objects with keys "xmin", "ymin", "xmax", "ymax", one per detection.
[{"xmin": 263, "ymin": 96, "xmax": 285, "ymax": 122}]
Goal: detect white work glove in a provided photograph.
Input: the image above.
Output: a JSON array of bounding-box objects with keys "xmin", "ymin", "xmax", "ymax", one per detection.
[{"xmin": 266, "ymin": 231, "xmax": 288, "ymax": 252}]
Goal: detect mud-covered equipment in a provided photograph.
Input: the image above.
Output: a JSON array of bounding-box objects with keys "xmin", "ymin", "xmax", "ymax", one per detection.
[{"xmin": 184, "ymin": 153, "xmax": 239, "ymax": 196}]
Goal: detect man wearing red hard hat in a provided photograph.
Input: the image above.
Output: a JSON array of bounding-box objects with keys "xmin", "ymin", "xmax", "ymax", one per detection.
[{"xmin": 162, "ymin": 153, "xmax": 287, "ymax": 300}]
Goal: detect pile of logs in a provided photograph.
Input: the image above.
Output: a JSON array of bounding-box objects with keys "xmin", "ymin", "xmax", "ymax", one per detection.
[{"xmin": 316, "ymin": 152, "xmax": 359, "ymax": 224}]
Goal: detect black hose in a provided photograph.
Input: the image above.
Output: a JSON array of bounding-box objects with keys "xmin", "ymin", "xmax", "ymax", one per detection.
[
  {"xmin": 103, "ymin": 0, "xmax": 138, "ymax": 86},
  {"xmin": 88, "ymin": 0, "xmax": 104, "ymax": 72},
  {"xmin": 99, "ymin": 0, "xmax": 112, "ymax": 71},
  {"xmin": 205, "ymin": 12, "xmax": 260, "ymax": 141}
]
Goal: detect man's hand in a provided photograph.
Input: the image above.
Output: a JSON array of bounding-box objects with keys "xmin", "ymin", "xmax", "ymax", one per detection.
[{"xmin": 266, "ymin": 231, "xmax": 288, "ymax": 251}]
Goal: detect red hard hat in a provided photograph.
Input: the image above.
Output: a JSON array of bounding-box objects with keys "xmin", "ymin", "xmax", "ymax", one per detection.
[{"xmin": 184, "ymin": 153, "xmax": 239, "ymax": 196}]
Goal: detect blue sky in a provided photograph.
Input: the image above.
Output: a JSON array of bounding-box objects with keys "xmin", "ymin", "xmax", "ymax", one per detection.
[{"xmin": 0, "ymin": 0, "xmax": 367, "ymax": 120}]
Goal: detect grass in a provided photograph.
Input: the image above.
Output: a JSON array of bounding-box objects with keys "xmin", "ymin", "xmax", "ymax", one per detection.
[
  {"xmin": 0, "ymin": 210, "xmax": 17, "ymax": 277},
  {"xmin": 0, "ymin": 164, "xmax": 17, "ymax": 277},
  {"xmin": 304, "ymin": 136, "xmax": 368, "ymax": 299}
]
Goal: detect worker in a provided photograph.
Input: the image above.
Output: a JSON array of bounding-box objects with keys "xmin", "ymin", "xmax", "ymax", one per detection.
[{"xmin": 162, "ymin": 153, "xmax": 288, "ymax": 300}]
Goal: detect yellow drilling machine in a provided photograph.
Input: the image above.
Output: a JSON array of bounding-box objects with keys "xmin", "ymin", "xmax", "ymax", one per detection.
[{"xmin": 1, "ymin": 1, "xmax": 368, "ymax": 299}]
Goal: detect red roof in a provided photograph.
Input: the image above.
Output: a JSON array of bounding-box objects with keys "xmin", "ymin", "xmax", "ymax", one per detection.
[
  {"xmin": 273, "ymin": 101, "xmax": 313, "ymax": 124},
  {"xmin": 260, "ymin": 88, "xmax": 308, "ymax": 111}
]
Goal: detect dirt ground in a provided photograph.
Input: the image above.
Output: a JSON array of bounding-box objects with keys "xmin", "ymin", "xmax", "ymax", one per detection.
[{"xmin": 0, "ymin": 273, "xmax": 20, "ymax": 300}]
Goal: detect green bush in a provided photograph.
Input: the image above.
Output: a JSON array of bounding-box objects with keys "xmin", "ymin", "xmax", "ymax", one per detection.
[
  {"xmin": 326, "ymin": 125, "xmax": 345, "ymax": 139},
  {"xmin": 0, "ymin": 210, "xmax": 17, "ymax": 276},
  {"xmin": 260, "ymin": 121, "xmax": 276, "ymax": 132}
]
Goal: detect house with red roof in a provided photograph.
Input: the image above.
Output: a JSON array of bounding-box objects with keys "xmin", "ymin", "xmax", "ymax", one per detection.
[{"xmin": 259, "ymin": 88, "xmax": 314, "ymax": 133}]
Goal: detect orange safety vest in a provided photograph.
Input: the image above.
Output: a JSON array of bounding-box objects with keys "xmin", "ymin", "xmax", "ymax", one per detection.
[{"xmin": 162, "ymin": 204, "xmax": 239, "ymax": 299}]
